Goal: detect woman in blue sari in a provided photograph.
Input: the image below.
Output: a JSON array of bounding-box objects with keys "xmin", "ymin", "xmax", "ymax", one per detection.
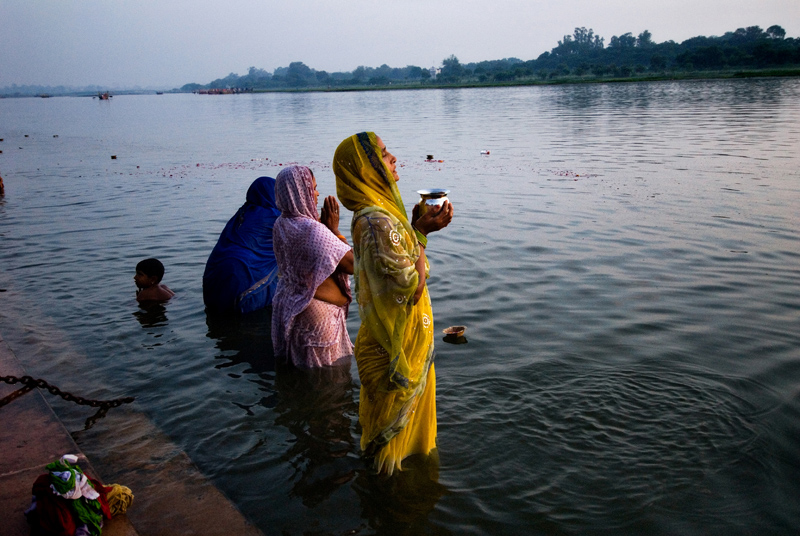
[{"xmin": 203, "ymin": 176, "xmax": 281, "ymax": 314}]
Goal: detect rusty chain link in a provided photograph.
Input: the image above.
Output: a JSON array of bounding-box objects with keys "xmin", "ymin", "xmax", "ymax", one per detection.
[
  {"xmin": 1, "ymin": 375, "xmax": 135, "ymax": 429},
  {"xmin": 0, "ymin": 384, "xmax": 34, "ymax": 407}
]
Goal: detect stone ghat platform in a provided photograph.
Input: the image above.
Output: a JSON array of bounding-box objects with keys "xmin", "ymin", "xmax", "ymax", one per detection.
[{"xmin": 0, "ymin": 332, "xmax": 263, "ymax": 536}]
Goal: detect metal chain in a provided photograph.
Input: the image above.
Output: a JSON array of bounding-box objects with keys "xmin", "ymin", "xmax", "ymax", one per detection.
[
  {"xmin": 84, "ymin": 406, "xmax": 112, "ymax": 430},
  {"xmin": 0, "ymin": 375, "xmax": 135, "ymax": 409},
  {"xmin": 0, "ymin": 384, "xmax": 34, "ymax": 408}
]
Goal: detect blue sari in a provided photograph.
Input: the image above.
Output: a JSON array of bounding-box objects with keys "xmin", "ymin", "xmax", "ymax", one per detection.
[{"xmin": 203, "ymin": 177, "xmax": 281, "ymax": 314}]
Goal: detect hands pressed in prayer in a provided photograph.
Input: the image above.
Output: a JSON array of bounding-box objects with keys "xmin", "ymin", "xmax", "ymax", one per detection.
[{"xmin": 321, "ymin": 195, "xmax": 342, "ymax": 235}]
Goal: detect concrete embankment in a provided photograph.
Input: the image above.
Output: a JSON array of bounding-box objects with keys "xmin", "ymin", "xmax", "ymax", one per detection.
[{"xmin": 0, "ymin": 331, "xmax": 263, "ymax": 536}]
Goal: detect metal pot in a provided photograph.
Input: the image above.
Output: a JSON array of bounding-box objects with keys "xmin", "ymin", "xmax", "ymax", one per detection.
[{"xmin": 416, "ymin": 189, "xmax": 450, "ymax": 215}]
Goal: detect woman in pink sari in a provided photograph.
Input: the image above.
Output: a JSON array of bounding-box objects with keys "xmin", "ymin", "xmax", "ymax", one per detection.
[{"xmin": 272, "ymin": 165, "xmax": 355, "ymax": 368}]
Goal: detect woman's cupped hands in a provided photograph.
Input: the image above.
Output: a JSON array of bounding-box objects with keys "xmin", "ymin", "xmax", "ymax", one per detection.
[{"xmin": 412, "ymin": 200, "xmax": 454, "ymax": 237}]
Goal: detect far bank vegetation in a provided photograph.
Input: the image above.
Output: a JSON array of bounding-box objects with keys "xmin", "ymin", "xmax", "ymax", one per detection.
[{"xmin": 182, "ymin": 24, "xmax": 800, "ymax": 93}]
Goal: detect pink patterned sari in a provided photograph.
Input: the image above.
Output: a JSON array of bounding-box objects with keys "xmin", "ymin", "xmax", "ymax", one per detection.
[{"xmin": 271, "ymin": 166, "xmax": 354, "ymax": 368}]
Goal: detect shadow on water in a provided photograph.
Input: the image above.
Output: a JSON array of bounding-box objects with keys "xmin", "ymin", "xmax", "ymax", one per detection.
[
  {"xmin": 205, "ymin": 307, "xmax": 276, "ymax": 374},
  {"xmin": 132, "ymin": 302, "xmax": 169, "ymax": 328},
  {"xmin": 353, "ymin": 453, "xmax": 451, "ymax": 536},
  {"xmin": 273, "ymin": 360, "xmax": 361, "ymax": 508},
  {"xmin": 259, "ymin": 358, "xmax": 452, "ymax": 534}
]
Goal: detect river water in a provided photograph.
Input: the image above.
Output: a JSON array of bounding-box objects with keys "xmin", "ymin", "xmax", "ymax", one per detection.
[{"xmin": 1, "ymin": 79, "xmax": 799, "ymax": 535}]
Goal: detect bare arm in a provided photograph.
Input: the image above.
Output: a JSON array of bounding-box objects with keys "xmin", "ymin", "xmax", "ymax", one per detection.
[
  {"xmin": 312, "ymin": 248, "xmax": 353, "ymax": 306},
  {"xmin": 314, "ymin": 278, "xmax": 349, "ymax": 306},
  {"xmin": 410, "ymin": 201, "xmax": 452, "ymax": 304},
  {"xmin": 313, "ymin": 249, "xmax": 352, "ymax": 306},
  {"xmin": 337, "ymin": 249, "xmax": 354, "ymax": 275}
]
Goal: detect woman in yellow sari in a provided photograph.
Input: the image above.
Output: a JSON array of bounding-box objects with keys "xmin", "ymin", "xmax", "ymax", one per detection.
[{"xmin": 333, "ymin": 132, "xmax": 453, "ymax": 474}]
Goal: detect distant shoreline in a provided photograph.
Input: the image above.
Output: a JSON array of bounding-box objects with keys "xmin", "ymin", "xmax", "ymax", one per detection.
[
  {"xmin": 245, "ymin": 68, "xmax": 800, "ymax": 94},
  {"xmin": 2, "ymin": 68, "xmax": 799, "ymax": 98}
]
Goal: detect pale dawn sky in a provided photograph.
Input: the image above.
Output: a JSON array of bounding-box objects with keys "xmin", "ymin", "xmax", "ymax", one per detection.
[{"xmin": 1, "ymin": 0, "xmax": 797, "ymax": 89}]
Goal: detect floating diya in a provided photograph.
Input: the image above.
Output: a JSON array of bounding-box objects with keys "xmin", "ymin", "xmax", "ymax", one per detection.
[
  {"xmin": 442, "ymin": 325, "xmax": 467, "ymax": 344},
  {"xmin": 442, "ymin": 325, "xmax": 466, "ymax": 337}
]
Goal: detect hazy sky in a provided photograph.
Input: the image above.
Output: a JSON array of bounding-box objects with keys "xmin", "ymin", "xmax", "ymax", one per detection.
[{"xmin": 1, "ymin": 0, "xmax": 797, "ymax": 89}]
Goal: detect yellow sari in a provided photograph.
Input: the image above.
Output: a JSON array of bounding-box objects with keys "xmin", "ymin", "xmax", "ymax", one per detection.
[{"xmin": 334, "ymin": 132, "xmax": 437, "ymax": 474}]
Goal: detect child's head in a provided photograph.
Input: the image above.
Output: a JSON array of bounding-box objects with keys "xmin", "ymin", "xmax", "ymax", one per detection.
[{"xmin": 135, "ymin": 258, "xmax": 165, "ymax": 288}]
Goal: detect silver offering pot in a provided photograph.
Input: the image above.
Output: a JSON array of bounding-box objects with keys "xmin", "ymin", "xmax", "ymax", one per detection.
[{"xmin": 416, "ymin": 189, "xmax": 450, "ymax": 215}]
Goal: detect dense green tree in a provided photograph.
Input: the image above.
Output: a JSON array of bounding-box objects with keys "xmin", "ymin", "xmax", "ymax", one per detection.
[
  {"xmin": 766, "ymin": 25, "xmax": 786, "ymax": 39},
  {"xmin": 406, "ymin": 65, "xmax": 424, "ymax": 79},
  {"xmin": 286, "ymin": 62, "xmax": 313, "ymax": 87},
  {"xmin": 678, "ymin": 46, "xmax": 725, "ymax": 69},
  {"xmin": 208, "ymin": 72, "xmax": 240, "ymax": 89},
  {"xmin": 553, "ymin": 27, "xmax": 604, "ymax": 57},
  {"xmin": 591, "ymin": 63, "xmax": 607, "ymax": 77},
  {"xmin": 637, "ymin": 30, "xmax": 653, "ymax": 47},
  {"xmin": 730, "ymin": 26, "xmax": 765, "ymax": 43},
  {"xmin": 609, "ymin": 33, "xmax": 636, "ymax": 48},
  {"xmin": 247, "ymin": 66, "xmax": 270, "ymax": 78},
  {"xmin": 649, "ymin": 54, "xmax": 667, "ymax": 71},
  {"xmin": 351, "ymin": 66, "xmax": 367, "ymax": 83},
  {"xmin": 440, "ymin": 55, "xmax": 465, "ymax": 82},
  {"xmin": 239, "ymin": 66, "xmax": 271, "ymax": 89}
]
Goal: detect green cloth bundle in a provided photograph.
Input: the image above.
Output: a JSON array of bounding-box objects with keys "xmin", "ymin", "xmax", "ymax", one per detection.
[{"xmin": 45, "ymin": 457, "xmax": 105, "ymax": 536}]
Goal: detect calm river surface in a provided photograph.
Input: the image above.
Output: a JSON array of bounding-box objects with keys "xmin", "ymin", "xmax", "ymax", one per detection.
[{"xmin": 1, "ymin": 79, "xmax": 800, "ymax": 535}]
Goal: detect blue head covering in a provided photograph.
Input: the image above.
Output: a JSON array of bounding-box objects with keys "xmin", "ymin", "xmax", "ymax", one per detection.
[{"xmin": 203, "ymin": 177, "xmax": 281, "ymax": 313}]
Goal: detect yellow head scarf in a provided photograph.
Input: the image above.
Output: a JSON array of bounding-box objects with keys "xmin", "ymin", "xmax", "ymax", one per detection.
[{"xmin": 333, "ymin": 132, "xmax": 412, "ymax": 235}]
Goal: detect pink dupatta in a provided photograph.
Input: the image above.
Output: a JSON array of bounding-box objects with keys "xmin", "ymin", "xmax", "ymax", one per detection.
[{"xmin": 271, "ymin": 166, "xmax": 352, "ymax": 366}]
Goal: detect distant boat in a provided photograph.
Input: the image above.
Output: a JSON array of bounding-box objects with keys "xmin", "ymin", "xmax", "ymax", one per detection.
[
  {"xmin": 156, "ymin": 92, "xmax": 164, "ymax": 95},
  {"xmin": 40, "ymin": 94, "xmax": 50, "ymax": 98},
  {"xmin": 98, "ymin": 92, "xmax": 110, "ymax": 100}
]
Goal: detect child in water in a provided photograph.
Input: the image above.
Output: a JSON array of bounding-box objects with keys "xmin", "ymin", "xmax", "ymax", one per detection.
[{"xmin": 134, "ymin": 258, "xmax": 175, "ymax": 303}]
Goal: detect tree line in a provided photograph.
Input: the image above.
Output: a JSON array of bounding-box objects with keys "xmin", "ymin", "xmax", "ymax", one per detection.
[
  {"xmin": 181, "ymin": 63, "xmax": 433, "ymax": 92},
  {"xmin": 182, "ymin": 24, "xmax": 798, "ymax": 91}
]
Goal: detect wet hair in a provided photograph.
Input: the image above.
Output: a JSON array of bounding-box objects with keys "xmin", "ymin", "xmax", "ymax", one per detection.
[{"xmin": 136, "ymin": 258, "xmax": 165, "ymax": 283}]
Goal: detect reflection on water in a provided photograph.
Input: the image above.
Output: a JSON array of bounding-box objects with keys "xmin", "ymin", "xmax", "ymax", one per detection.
[
  {"xmin": 204, "ymin": 306, "xmax": 450, "ymax": 531},
  {"xmin": 441, "ymin": 335, "xmax": 468, "ymax": 345},
  {"xmin": 1, "ymin": 78, "xmax": 800, "ymax": 534},
  {"xmin": 354, "ymin": 454, "xmax": 449, "ymax": 535},
  {"xmin": 274, "ymin": 361, "xmax": 359, "ymax": 508},
  {"xmin": 206, "ymin": 308, "xmax": 276, "ymax": 374},
  {"xmin": 205, "ymin": 308, "xmax": 358, "ymax": 509},
  {"xmin": 132, "ymin": 302, "xmax": 172, "ymax": 352},
  {"xmin": 132, "ymin": 302, "xmax": 169, "ymax": 328}
]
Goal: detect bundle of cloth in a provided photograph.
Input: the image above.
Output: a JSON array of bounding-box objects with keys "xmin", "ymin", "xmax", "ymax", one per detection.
[{"xmin": 25, "ymin": 454, "xmax": 133, "ymax": 536}]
